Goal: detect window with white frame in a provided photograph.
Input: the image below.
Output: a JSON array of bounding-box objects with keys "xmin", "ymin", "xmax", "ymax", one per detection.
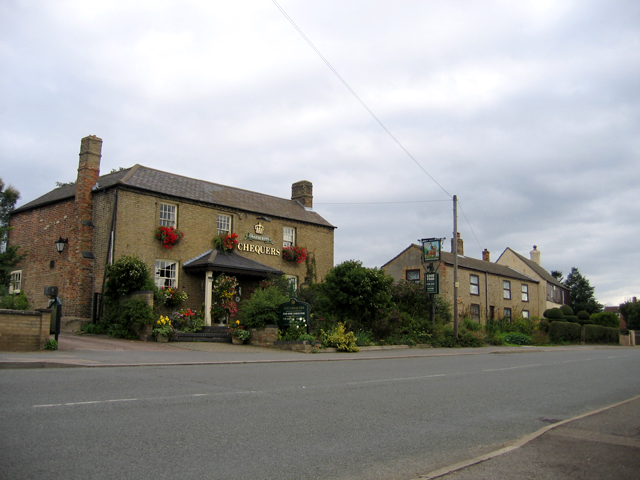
[
  {"xmin": 470, "ymin": 274, "xmax": 479, "ymax": 295},
  {"xmin": 155, "ymin": 260, "xmax": 178, "ymax": 289},
  {"xmin": 159, "ymin": 203, "xmax": 176, "ymax": 227},
  {"xmin": 504, "ymin": 307, "xmax": 512, "ymax": 321},
  {"xmin": 217, "ymin": 214, "xmax": 231, "ymax": 236},
  {"xmin": 503, "ymin": 280, "xmax": 511, "ymax": 300},
  {"xmin": 521, "ymin": 284, "xmax": 529, "ymax": 302},
  {"xmin": 283, "ymin": 227, "xmax": 295, "ymax": 247},
  {"xmin": 522, "ymin": 310, "xmax": 530, "ymax": 318},
  {"xmin": 406, "ymin": 269, "xmax": 420, "ymax": 283},
  {"xmin": 8, "ymin": 270, "xmax": 22, "ymax": 294}
]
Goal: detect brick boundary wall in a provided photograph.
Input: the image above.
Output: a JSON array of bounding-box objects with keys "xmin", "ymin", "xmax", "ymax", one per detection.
[
  {"xmin": 248, "ymin": 325, "xmax": 278, "ymax": 346},
  {"xmin": 0, "ymin": 309, "xmax": 49, "ymax": 351}
]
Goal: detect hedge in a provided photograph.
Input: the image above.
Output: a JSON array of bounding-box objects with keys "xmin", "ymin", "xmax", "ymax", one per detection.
[
  {"xmin": 584, "ymin": 324, "xmax": 620, "ymax": 344},
  {"xmin": 549, "ymin": 321, "xmax": 581, "ymax": 344}
]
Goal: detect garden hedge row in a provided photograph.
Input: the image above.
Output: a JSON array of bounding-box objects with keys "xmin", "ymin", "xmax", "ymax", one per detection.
[
  {"xmin": 549, "ymin": 321, "xmax": 582, "ymax": 343},
  {"xmin": 584, "ymin": 324, "xmax": 620, "ymax": 344}
]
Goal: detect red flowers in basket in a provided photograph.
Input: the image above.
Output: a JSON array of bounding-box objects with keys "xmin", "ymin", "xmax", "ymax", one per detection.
[
  {"xmin": 156, "ymin": 226, "xmax": 184, "ymax": 249},
  {"xmin": 283, "ymin": 246, "xmax": 308, "ymax": 264}
]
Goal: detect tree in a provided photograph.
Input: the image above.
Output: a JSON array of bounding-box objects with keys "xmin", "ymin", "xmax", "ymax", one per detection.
[
  {"xmin": 0, "ymin": 179, "xmax": 23, "ymax": 291},
  {"xmin": 619, "ymin": 301, "xmax": 640, "ymax": 331},
  {"xmin": 563, "ymin": 267, "xmax": 603, "ymax": 315},
  {"xmin": 550, "ymin": 270, "xmax": 564, "ymax": 282},
  {"xmin": 320, "ymin": 260, "xmax": 394, "ymax": 336}
]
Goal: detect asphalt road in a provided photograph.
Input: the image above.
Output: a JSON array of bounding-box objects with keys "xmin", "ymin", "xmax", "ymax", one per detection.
[{"xmin": 1, "ymin": 348, "xmax": 639, "ymax": 480}]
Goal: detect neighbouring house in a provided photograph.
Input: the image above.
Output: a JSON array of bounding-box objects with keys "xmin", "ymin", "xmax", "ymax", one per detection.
[
  {"xmin": 382, "ymin": 237, "xmax": 541, "ymax": 323},
  {"xmin": 495, "ymin": 246, "xmax": 569, "ymax": 317},
  {"xmin": 8, "ymin": 136, "xmax": 335, "ymax": 329}
]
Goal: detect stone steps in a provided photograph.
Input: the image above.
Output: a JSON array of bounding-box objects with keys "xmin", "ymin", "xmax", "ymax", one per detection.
[{"xmin": 174, "ymin": 326, "xmax": 231, "ymax": 343}]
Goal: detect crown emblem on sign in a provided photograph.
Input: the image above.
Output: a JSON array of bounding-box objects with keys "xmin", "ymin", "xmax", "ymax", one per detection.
[{"xmin": 254, "ymin": 223, "xmax": 265, "ymax": 235}]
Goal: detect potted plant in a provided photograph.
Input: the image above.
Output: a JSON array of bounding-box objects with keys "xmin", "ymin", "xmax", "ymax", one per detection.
[
  {"xmin": 159, "ymin": 286, "xmax": 188, "ymax": 307},
  {"xmin": 229, "ymin": 320, "xmax": 250, "ymax": 344},
  {"xmin": 213, "ymin": 233, "xmax": 239, "ymax": 252},
  {"xmin": 153, "ymin": 315, "xmax": 174, "ymax": 342},
  {"xmin": 282, "ymin": 246, "xmax": 308, "ymax": 264},
  {"xmin": 155, "ymin": 226, "xmax": 184, "ymax": 250}
]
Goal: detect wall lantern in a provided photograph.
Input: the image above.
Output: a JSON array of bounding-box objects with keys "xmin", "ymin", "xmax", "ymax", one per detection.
[{"xmin": 55, "ymin": 236, "xmax": 68, "ymax": 254}]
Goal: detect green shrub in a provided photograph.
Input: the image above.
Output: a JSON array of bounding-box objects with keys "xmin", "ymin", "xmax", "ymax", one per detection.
[
  {"xmin": 589, "ymin": 311, "xmax": 620, "ymax": 329},
  {"xmin": 532, "ymin": 330, "xmax": 548, "ymax": 345},
  {"xmin": 430, "ymin": 327, "xmax": 458, "ymax": 348},
  {"xmin": 44, "ymin": 339, "xmax": 58, "ymax": 350},
  {"xmin": 104, "ymin": 299, "xmax": 155, "ymax": 339},
  {"xmin": 584, "ymin": 324, "xmax": 619, "ymax": 344},
  {"xmin": 502, "ymin": 332, "xmax": 533, "ymax": 345},
  {"xmin": 512, "ymin": 319, "xmax": 533, "ymax": 335},
  {"xmin": 0, "ymin": 291, "xmax": 29, "ymax": 310},
  {"xmin": 549, "ymin": 321, "xmax": 581, "ymax": 344},
  {"xmin": 560, "ymin": 305, "xmax": 574, "ymax": 316},
  {"xmin": 457, "ymin": 330, "xmax": 485, "ymax": 347},
  {"xmin": 539, "ymin": 319, "xmax": 550, "ymax": 333},
  {"xmin": 462, "ymin": 318, "xmax": 482, "ymax": 332},
  {"xmin": 577, "ymin": 310, "xmax": 590, "ymax": 321},
  {"xmin": 353, "ymin": 329, "xmax": 376, "ymax": 346},
  {"xmin": 545, "ymin": 308, "xmax": 564, "ymax": 320},
  {"xmin": 105, "ymin": 255, "xmax": 154, "ymax": 300},
  {"xmin": 81, "ymin": 323, "xmax": 106, "ymax": 335},
  {"xmin": 321, "ymin": 322, "xmax": 359, "ymax": 352},
  {"xmin": 238, "ymin": 286, "xmax": 289, "ymax": 328},
  {"xmin": 564, "ymin": 315, "xmax": 579, "ymax": 323}
]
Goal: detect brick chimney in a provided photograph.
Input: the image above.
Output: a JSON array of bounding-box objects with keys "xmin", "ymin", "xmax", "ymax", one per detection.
[
  {"xmin": 530, "ymin": 245, "xmax": 541, "ymax": 266},
  {"xmin": 75, "ymin": 135, "xmax": 102, "ymax": 218},
  {"xmin": 482, "ymin": 248, "xmax": 490, "ymax": 262},
  {"xmin": 451, "ymin": 233, "xmax": 464, "ymax": 255},
  {"xmin": 292, "ymin": 180, "xmax": 313, "ymax": 208}
]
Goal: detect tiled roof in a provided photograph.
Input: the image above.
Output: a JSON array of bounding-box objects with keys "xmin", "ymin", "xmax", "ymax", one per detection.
[
  {"xmin": 387, "ymin": 244, "xmax": 539, "ymax": 283},
  {"xmin": 500, "ymin": 247, "xmax": 565, "ymax": 288},
  {"xmin": 183, "ymin": 249, "xmax": 283, "ymax": 277},
  {"xmin": 13, "ymin": 165, "xmax": 334, "ymax": 228}
]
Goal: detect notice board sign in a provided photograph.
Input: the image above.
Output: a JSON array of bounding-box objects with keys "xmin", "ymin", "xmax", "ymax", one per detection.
[
  {"xmin": 425, "ymin": 272, "xmax": 439, "ymax": 294},
  {"xmin": 278, "ymin": 298, "xmax": 310, "ymax": 328}
]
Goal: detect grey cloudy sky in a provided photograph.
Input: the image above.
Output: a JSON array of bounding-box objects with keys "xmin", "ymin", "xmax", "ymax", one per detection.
[{"xmin": 1, "ymin": 0, "xmax": 639, "ymax": 306}]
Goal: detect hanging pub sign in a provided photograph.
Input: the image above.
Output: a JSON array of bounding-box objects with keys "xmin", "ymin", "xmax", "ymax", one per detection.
[
  {"xmin": 425, "ymin": 272, "xmax": 439, "ymax": 294},
  {"xmin": 421, "ymin": 238, "xmax": 441, "ymax": 262}
]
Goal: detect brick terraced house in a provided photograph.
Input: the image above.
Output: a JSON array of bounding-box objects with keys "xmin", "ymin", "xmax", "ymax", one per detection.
[{"xmin": 8, "ymin": 136, "xmax": 335, "ymax": 327}]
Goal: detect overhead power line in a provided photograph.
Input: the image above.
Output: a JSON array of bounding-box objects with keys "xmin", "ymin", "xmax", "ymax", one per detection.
[{"xmin": 271, "ymin": 0, "xmax": 452, "ymax": 199}]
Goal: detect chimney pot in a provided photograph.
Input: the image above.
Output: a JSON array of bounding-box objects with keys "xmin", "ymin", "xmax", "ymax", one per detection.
[
  {"xmin": 451, "ymin": 234, "xmax": 464, "ymax": 256},
  {"xmin": 530, "ymin": 245, "xmax": 541, "ymax": 265},
  {"xmin": 482, "ymin": 248, "xmax": 490, "ymax": 262}
]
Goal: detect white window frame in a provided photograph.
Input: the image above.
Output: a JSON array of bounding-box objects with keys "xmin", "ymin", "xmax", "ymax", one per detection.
[
  {"xmin": 283, "ymin": 227, "xmax": 295, "ymax": 247},
  {"xmin": 8, "ymin": 270, "xmax": 22, "ymax": 294},
  {"xmin": 159, "ymin": 203, "xmax": 177, "ymax": 227},
  {"xmin": 522, "ymin": 310, "xmax": 530, "ymax": 319},
  {"xmin": 521, "ymin": 284, "xmax": 529, "ymax": 302},
  {"xmin": 503, "ymin": 280, "xmax": 511, "ymax": 300},
  {"xmin": 155, "ymin": 260, "xmax": 178, "ymax": 289},
  {"xmin": 470, "ymin": 274, "xmax": 479, "ymax": 295},
  {"xmin": 217, "ymin": 214, "xmax": 231, "ymax": 236}
]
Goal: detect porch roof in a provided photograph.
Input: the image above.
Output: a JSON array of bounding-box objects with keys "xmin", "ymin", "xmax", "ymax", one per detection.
[{"xmin": 183, "ymin": 249, "xmax": 283, "ymax": 277}]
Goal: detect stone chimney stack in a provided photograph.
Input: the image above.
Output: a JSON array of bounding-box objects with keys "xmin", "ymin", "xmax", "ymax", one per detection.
[
  {"xmin": 530, "ymin": 245, "xmax": 541, "ymax": 266},
  {"xmin": 482, "ymin": 248, "xmax": 490, "ymax": 262},
  {"xmin": 292, "ymin": 180, "xmax": 313, "ymax": 208},
  {"xmin": 451, "ymin": 233, "xmax": 464, "ymax": 256},
  {"xmin": 75, "ymin": 135, "xmax": 102, "ymax": 218}
]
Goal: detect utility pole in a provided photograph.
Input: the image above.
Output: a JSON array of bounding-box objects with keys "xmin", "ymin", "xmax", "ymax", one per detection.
[{"xmin": 453, "ymin": 195, "xmax": 458, "ymax": 338}]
